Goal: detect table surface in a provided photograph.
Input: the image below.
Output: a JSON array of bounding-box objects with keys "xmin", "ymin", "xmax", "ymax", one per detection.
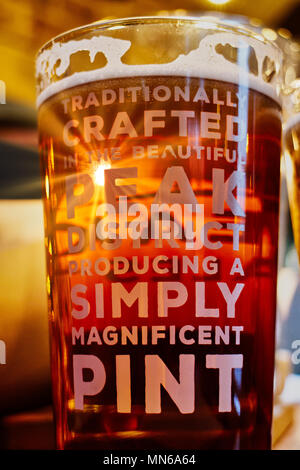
[{"xmin": 273, "ymin": 405, "xmax": 300, "ymax": 450}]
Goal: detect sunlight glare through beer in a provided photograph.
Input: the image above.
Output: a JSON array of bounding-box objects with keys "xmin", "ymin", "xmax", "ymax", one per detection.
[{"xmin": 94, "ymin": 161, "xmax": 111, "ymax": 186}]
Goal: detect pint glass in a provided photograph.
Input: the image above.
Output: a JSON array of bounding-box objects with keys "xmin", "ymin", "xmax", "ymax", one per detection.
[{"xmin": 36, "ymin": 17, "xmax": 283, "ymax": 450}]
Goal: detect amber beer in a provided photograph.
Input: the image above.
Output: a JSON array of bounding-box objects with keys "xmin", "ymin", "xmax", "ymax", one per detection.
[{"xmin": 36, "ymin": 18, "xmax": 282, "ymax": 450}]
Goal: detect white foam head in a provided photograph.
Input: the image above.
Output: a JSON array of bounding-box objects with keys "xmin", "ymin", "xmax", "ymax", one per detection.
[{"xmin": 36, "ymin": 17, "xmax": 283, "ymax": 107}]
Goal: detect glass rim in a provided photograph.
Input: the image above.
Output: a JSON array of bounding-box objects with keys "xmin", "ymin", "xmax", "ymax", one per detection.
[{"xmin": 36, "ymin": 15, "xmax": 283, "ymax": 60}]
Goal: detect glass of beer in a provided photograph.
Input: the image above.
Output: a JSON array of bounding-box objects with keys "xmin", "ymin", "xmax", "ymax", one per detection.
[{"xmin": 36, "ymin": 17, "xmax": 283, "ymax": 450}]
